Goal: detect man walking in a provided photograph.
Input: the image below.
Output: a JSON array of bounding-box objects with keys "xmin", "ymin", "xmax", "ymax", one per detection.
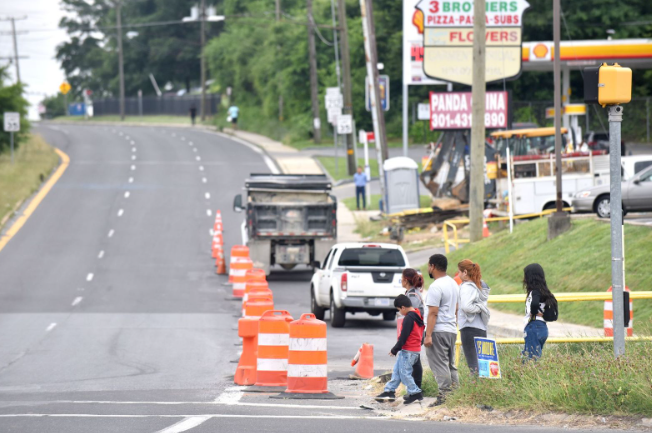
[
  {"xmin": 189, "ymin": 106, "xmax": 197, "ymax": 126},
  {"xmin": 424, "ymin": 254, "xmax": 459, "ymax": 405},
  {"xmin": 228, "ymin": 105, "xmax": 239, "ymax": 131},
  {"xmin": 353, "ymin": 166, "xmax": 367, "ymax": 210}
]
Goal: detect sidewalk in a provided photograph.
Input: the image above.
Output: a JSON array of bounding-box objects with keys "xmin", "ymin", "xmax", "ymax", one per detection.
[{"xmin": 221, "ymin": 128, "xmax": 362, "ymax": 242}]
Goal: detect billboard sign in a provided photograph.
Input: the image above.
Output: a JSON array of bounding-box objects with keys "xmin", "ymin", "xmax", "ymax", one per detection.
[
  {"xmin": 415, "ymin": 0, "xmax": 530, "ymax": 86},
  {"xmin": 429, "ymin": 91, "xmax": 508, "ymax": 130},
  {"xmin": 403, "ymin": 0, "xmax": 447, "ymax": 86}
]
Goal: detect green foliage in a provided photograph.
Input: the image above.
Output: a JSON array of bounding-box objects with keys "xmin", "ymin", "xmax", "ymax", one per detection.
[
  {"xmin": 40, "ymin": 93, "xmax": 67, "ymax": 119},
  {"xmin": 0, "ymin": 67, "xmax": 30, "ymax": 153},
  {"xmin": 422, "ymin": 342, "xmax": 652, "ymax": 415}
]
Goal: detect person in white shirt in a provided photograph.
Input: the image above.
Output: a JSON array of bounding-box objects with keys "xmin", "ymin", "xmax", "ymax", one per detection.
[{"xmin": 423, "ymin": 254, "xmax": 459, "ymax": 405}]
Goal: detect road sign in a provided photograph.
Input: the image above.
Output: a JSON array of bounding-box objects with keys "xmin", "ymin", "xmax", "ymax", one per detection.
[
  {"xmin": 3, "ymin": 112, "xmax": 20, "ymax": 132},
  {"xmin": 325, "ymin": 89, "xmax": 343, "ymax": 110},
  {"xmin": 417, "ymin": 103, "xmax": 430, "ymax": 120},
  {"xmin": 365, "ymin": 75, "xmax": 390, "ymax": 112},
  {"xmin": 415, "ymin": 0, "xmax": 530, "ymax": 86},
  {"xmin": 336, "ymin": 114, "xmax": 353, "ymax": 134},
  {"xmin": 60, "ymin": 82, "xmax": 71, "ymax": 95},
  {"xmin": 328, "ymin": 106, "xmax": 342, "ymax": 126}
]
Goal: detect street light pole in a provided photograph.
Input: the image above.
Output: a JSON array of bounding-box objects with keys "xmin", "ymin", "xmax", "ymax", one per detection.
[
  {"xmin": 200, "ymin": 0, "xmax": 207, "ymax": 121},
  {"xmin": 553, "ymin": 0, "xmax": 562, "ymax": 212},
  {"xmin": 116, "ymin": 1, "xmax": 126, "ymax": 121}
]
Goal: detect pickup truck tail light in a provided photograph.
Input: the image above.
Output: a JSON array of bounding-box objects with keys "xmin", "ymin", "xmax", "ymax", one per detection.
[{"xmin": 341, "ymin": 272, "xmax": 348, "ymax": 292}]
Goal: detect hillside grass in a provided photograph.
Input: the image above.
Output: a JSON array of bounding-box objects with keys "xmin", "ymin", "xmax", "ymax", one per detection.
[
  {"xmin": 315, "ymin": 156, "xmax": 379, "ymax": 182},
  {"xmin": 421, "ymin": 340, "xmax": 652, "ymax": 416},
  {"xmin": 421, "ymin": 217, "xmax": 652, "ymax": 329},
  {"xmin": 0, "ymin": 134, "xmax": 60, "ymax": 228}
]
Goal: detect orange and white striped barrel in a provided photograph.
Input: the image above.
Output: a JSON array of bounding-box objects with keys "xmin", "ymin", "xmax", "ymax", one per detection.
[
  {"xmin": 286, "ymin": 313, "xmax": 329, "ymax": 394},
  {"xmin": 234, "ymin": 316, "xmax": 259, "ymax": 385},
  {"xmin": 605, "ymin": 286, "xmax": 633, "ymax": 337},
  {"xmin": 244, "ymin": 297, "xmax": 274, "ymax": 320},
  {"xmin": 255, "ymin": 310, "xmax": 294, "ymax": 387},
  {"xmin": 243, "ymin": 280, "xmax": 271, "ymax": 317},
  {"xmin": 227, "ymin": 245, "xmax": 250, "ymax": 285}
]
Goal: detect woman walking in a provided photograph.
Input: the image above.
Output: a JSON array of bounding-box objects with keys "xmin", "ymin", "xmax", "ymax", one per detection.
[
  {"xmin": 522, "ymin": 263, "xmax": 557, "ymax": 359},
  {"xmin": 457, "ymin": 259, "xmax": 491, "ymax": 374},
  {"xmin": 401, "ymin": 268, "xmax": 425, "ymax": 390}
]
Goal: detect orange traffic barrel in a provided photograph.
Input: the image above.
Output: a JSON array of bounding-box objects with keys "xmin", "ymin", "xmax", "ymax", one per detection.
[
  {"xmin": 227, "ymin": 245, "xmax": 251, "ymax": 284},
  {"xmin": 231, "ymin": 258, "xmax": 253, "ymax": 298},
  {"xmin": 244, "ymin": 297, "xmax": 274, "ymax": 320},
  {"xmin": 234, "ymin": 317, "xmax": 259, "ymax": 385},
  {"xmin": 286, "ymin": 313, "xmax": 329, "ymax": 394},
  {"xmin": 255, "ymin": 310, "xmax": 294, "ymax": 388},
  {"xmin": 605, "ymin": 286, "xmax": 633, "ymax": 337},
  {"xmin": 243, "ymin": 280, "xmax": 272, "ymax": 317}
]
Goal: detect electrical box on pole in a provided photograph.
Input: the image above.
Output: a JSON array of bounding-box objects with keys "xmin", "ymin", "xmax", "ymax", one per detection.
[{"xmin": 583, "ymin": 62, "xmax": 632, "ymax": 358}]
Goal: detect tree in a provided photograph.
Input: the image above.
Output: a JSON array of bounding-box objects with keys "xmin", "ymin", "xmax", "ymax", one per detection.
[{"xmin": 0, "ymin": 67, "xmax": 29, "ymax": 153}]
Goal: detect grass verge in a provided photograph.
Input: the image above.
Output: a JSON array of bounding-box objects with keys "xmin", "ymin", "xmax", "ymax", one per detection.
[
  {"xmin": 419, "ymin": 217, "xmax": 652, "ymax": 329},
  {"xmin": 0, "ymin": 134, "xmax": 59, "ymax": 227},
  {"xmin": 422, "ymin": 340, "xmax": 652, "ymax": 416},
  {"xmin": 315, "ymin": 156, "xmax": 379, "ymax": 182},
  {"xmin": 342, "ymin": 194, "xmax": 432, "ymax": 212}
]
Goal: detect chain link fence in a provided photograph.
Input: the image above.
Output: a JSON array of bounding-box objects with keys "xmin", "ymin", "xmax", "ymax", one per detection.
[
  {"xmin": 92, "ymin": 94, "xmax": 222, "ymax": 117},
  {"xmin": 513, "ymin": 98, "xmax": 652, "ymax": 143}
]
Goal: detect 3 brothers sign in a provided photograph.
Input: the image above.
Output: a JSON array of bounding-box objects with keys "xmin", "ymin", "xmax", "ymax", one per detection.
[{"xmin": 414, "ymin": 0, "xmax": 530, "ymax": 85}]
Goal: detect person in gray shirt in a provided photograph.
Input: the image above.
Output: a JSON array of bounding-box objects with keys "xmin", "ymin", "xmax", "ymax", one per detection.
[{"xmin": 424, "ymin": 254, "xmax": 459, "ymax": 405}]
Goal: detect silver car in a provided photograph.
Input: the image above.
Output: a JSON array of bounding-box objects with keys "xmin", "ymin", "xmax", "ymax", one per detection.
[{"xmin": 572, "ymin": 166, "xmax": 652, "ymax": 218}]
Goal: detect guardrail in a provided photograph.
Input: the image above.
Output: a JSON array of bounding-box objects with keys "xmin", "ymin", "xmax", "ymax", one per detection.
[{"xmin": 443, "ymin": 207, "xmax": 572, "ymax": 253}]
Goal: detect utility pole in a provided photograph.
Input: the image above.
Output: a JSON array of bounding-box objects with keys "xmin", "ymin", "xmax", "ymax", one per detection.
[
  {"xmin": 0, "ymin": 16, "xmax": 27, "ymax": 84},
  {"xmin": 469, "ymin": 0, "xmax": 486, "ymax": 242},
  {"xmin": 200, "ymin": 0, "xmax": 207, "ymax": 121},
  {"xmin": 329, "ymin": 0, "xmax": 341, "ymax": 88},
  {"xmin": 276, "ymin": 0, "xmax": 281, "ymax": 21},
  {"xmin": 360, "ymin": 0, "xmax": 388, "ymax": 204},
  {"xmin": 337, "ymin": 0, "xmax": 355, "ymax": 175},
  {"xmin": 116, "ymin": 1, "xmax": 126, "ymax": 121},
  {"xmin": 553, "ymin": 0, "xmax": 562, "ymax": 212},
  {"xmin": 307, "ymin": 0, "xmax": 321, "ymax": 143}
]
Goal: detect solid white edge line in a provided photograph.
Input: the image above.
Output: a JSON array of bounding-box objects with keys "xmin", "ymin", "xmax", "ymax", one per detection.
[
  {"xmin": 0, "ymin": 415, "xmax": 384, "ymax": 421},
  {"xmin": 71, "ymin": 297, "xmax": 83, "ymax": 306},
  {"xmin": 156, "ymin": 416, "xmax": 210, "ymax": 433},
  {"xmin": 209, "ymin": 131, "xmax": 281, "ymax": 174},
  {"xmin": 45, "ymin": 323, "xmax": 56, "ymax": 332},
  {"xmin": 86, "ymin": 273, "xmax": 94, "ymax": 282}
]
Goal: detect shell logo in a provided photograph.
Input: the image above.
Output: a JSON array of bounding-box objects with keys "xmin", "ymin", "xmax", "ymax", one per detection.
[
  {"xmin": 533, "ymin": 43, "xmax": 549, "ymax": 59},
  {"xmin": 412, "ymin": 9, "xmax": 424, "ymax": 34}
]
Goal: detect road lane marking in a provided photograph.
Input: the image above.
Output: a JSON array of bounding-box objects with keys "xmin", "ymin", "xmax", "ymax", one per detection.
[
  {"xmin": 45, "ymin": 323, "xmax": 57, "ymax": 332},
  {"xmin": 0, "ymin": 415, "xmax": 382, "ymax": 421},
  {"xmin": 108, "ymin": 229, "xmax": 115, "ymax": 237},
  {"xmin": 131, "ymin": 155, "xmax": 137, "ymax": 160},
  {"xmin": 181, "ymin": 137, "xmax": 186, "ymax": 141},
  {"xmin": 193, "ymin": 148, "xmax": 197, "ymax": 152},
  {"xmin": 199, "ymin": 166, "xmax": 204, "ymax": 171},
  {"xmin": 131, "ymin": 165, "xmax": 136, "ymax": 170},
  {"xmin": 132, "ymin": 147, "xmax": 137, "ymax": 152},
  {"xmin": 172, "ymin": 133, "xmax": 176, "ymax": 137},
  {"xmin": 212, "ymin": 132, "xmax": 281, "ymax": 174},
  {"xmin": 206, "ymin": 210, "xmax": 212, "ymax": 216},
  {"xmin": 195, "ymin": 156, "xmax": 201, "ymax": 161},
  {"xmin": 124, "ymin": 192, "xmax": 130, "ymax": 198},
  {"xmin": 98, "ymin": 250, "xmax": 105, "ymax": 259},
  {"xmin": 71, "ymin": 297, "xmax": 83, "ymax": 307},
  {"xmin": 156, "ymin": 416, "xmax": 210, "ymax": 433},
  {"xmin": 202, "ymin": 178, "xmax": 207, "ymax": 183},
  {"xmin": 0, "ymin": 148, "xmax": 70, "ymax": 254},
  {"xmin": 118, "ymin": 209, "xmax": 124, "ymax": 217},
  {"xmin": 119, "ymin": 132, "xmax": 123, "ymax": 136},
  {"xmin": 131, "ymin": 140, "xmax": 135, "ymax": 145},
  {"xmin": 86, "ymin": 273, "xmax": 94, "ymax": 282},
  {"xmin": 205, "ymin": 193, "xmax": 210, "ymax": 199},
  {"xmin": 214, "ymin": 387, "xmax": 243, "ymax": 405},
  {"xmin": 189, "ymin": 142, "xmax": 193, "ymax": 145},
  {"xmin": 128, "ymin": 177, "xmax": 134, "ymax": 183},
  {"xmin": 9, "ymin": 400, "xmax": 363, "ymax": 411},
  {"xmin": 125, "ymin": 136, "xmax": 130, "ymax": 140}
]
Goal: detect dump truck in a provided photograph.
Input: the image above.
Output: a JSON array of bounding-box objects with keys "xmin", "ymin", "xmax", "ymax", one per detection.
[{"xmin": 233, "ymin": 174, "xmax": 337, "ymax": 275}]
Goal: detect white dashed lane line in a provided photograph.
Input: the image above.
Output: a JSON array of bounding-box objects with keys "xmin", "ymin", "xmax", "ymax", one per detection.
[
  {"xmin": 130, "ymin": 140, "xmax": 135, "ymax": 145},
  {"xmin": 206, "ymin": 210, "xmax": 212, "ymax": 217},
  {"xmin": 86, "ymin": 273, "xmax": 94, "ymax": 282},
  {"xmin": 117, "ymin": 209, "xmax": 124, "ymax": 217},
  {"xmin": 131, "ymin": 155, "xmax": 137, "ymax": 161},
  {"xmin": 189, "ymin": 141, "xmax": 193, "ymax": 146},
  {"xmin": 202, "ymin": 178, "xmax": 207, "ymax": 183},
  {"xmin": 45, "ymin": 323, "xmax": 57, "ymax": 332},
  {"xmin": 108, "ymin": 229, "xmax": 115, "ymax": 237},
  {"xmin": 98, "ymin": 250, "xmax": 105, "ymax": 259},
  {"xmin": 124, "ymin": 192, "xmax": 130, "ymax": 198},
  {"xmin": 71, "ymin": 297, "xmax": 83, "ymax": 307},
  {"xmin": 131, "ymin": 165, "xmax": 136, "ymax": 171},
  {"xmin": 193, "ymin": 148, "xmax": 197, "ymax": 152},
  {"xmin": 196, "ymin": 156, "xmax": 201, "ymax": 161},
  {"xmin": 132, "ymin": 147, "xmax": 137, "ymax": 152},
  {"xmin": 199, "ymin": 166, "xmax": 204, "ymax": 171},
  {"xmin": 181, "ymin": 137, "xmax": 186, "ymax": 141},
  {"xmin": 128, "ymin": 177, "xmax": 134, "ymax": 183},
  {"xmin": 205, "ymin": 193, "xmax": 210, "ymax": 199}
]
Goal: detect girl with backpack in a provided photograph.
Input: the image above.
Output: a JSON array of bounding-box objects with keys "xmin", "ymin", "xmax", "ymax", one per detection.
[
  {"xmin": 457, "ymin": 260, "xmax": 491, "ymax": 374},
  {"xmin": 522, "ymin": 263, "xmax": 558, "ymax": 359}
]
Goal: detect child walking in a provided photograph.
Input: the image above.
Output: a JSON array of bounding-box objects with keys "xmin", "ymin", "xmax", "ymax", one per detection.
[{"xmin": 375, "ymin": 295, "xmax": 425, "ymax": 405}]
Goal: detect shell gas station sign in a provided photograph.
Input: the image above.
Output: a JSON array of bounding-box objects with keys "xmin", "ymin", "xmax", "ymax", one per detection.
[{"xmin": 414, "ymin": 0, "xmax": 530, "ymax": 85}]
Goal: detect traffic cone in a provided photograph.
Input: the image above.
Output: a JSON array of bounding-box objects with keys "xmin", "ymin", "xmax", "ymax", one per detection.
[
  {"xmin": 215, "ymin": 249, "xmax": 226, "ymax": 275},
  {"xmin": 212, "ymin": 233, "xmax": 224, "ymax": 258},
  {"xmin": 349, "ymin": 343, "xmax": 374, "ymax": 379},
  {"xmin": 482, "ymin": 220, "xmax": 491, "ymax": 238}
]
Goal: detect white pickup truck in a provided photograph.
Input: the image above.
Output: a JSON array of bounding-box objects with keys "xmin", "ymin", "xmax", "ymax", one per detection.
[{"xmin": 309, "ymin": 243, "xmax": 409, "ymax": 328}]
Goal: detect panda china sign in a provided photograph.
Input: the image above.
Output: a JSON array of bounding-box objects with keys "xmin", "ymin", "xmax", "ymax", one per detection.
[{"xmin": 412, "ymin": 0, "xmax": 529, "ymax": 86}]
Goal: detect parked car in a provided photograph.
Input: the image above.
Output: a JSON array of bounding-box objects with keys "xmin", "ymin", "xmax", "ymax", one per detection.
[
  {"xmin": 572, "ymin": 166, "xmax": 652, "ymax": 218},
  {"xmin": 310, "ymin": 243, "xmax": 409, "ymax": 328}
]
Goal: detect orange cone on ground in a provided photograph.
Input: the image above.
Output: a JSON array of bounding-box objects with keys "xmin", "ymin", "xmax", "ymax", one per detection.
[
  {"xmin": 215, "ymin": 249, "xmax": 226, "ymax": 275},
  {"xmin": 234, "ymin": 317, "xmax": 259, "ymax": 385},
  {"xmin": 482, "ymin": 220, "xmax": 491, "ymax": 238},
  {"xmin": 286, "ymin": 313, "xmax": 329, "ymax": 394},
  {"xmin": 212, "ymin": 233, "xmax": 224, "ymax": 258},
  {"xmin": 350, "ymin": 343, "xmax": 374, "ymax": 379},
  {"xmin": 255, "ymin": 310, "xmax": 294, "ymax": 387},
  {"xmin": 604, "ymin": 286, "xmax": 633, "ymax": 337}
]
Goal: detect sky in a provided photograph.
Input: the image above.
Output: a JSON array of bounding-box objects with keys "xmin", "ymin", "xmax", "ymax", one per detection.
[{"xmin": 0, "ymin": 1, "xmax": 67, "ymax": 120}]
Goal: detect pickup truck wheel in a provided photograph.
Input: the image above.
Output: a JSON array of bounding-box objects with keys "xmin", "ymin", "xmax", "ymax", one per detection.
[
  {"xmin": 330, "ymin": 294, "xmax": 346, "ymax": 328},
  {"xmin": 382, "ymin": 311, "xmax": 396, "ymax": 321},
  {"xmin": 310, "ymin": 289, "xmax": 325, "ymax": 321}
]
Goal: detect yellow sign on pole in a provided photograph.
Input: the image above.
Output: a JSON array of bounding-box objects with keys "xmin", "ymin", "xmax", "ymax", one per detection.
[{"xmin": 60, "ymin": 82, "xmax": 71, "ymax": 95}]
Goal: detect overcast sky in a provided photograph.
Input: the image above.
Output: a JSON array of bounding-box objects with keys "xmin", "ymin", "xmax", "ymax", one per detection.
[{"xmin": 1, "ymin": 1, "xmax": 67, "ymax": 120}]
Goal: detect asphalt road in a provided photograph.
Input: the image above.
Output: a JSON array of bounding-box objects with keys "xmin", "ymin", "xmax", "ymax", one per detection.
[{"xmin": 0, "ymin": 124, "xmax": 637, "ymax": 432}]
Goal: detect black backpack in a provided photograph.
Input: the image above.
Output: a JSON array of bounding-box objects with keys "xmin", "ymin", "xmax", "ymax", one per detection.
[{"xmin": 542, "ymin": 297, "xmax": 559, "ymax": 322}]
